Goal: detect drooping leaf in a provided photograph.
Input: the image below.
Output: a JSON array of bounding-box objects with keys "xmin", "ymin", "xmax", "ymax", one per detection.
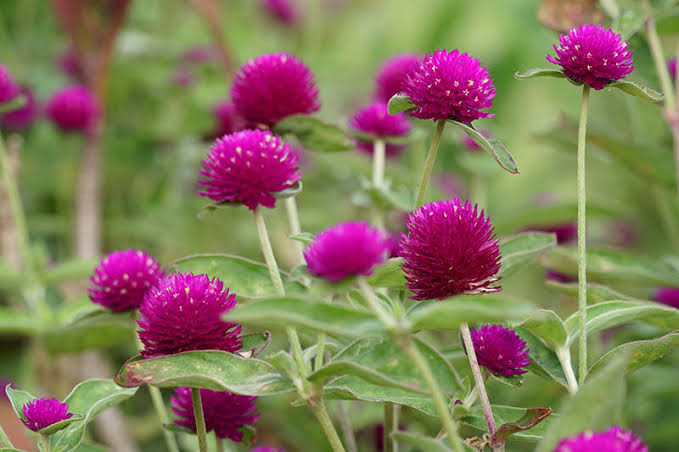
[
  {"xmin": 514, "ymin": 328, "xmax": 568, "ymax": 388},
  {"xmin": 515, "ymin": 68, "xmax": 568, "ymax": 81},
  {"xmin": 390, "ymin": 431, "xmax": 455, "ymax": 451},
  {"xmin": 607, "ymin": 80, "xmax": 664, "ymax": 103},
  {"xmin": 460, "ymin": 405, "xmax": 554, "ymax": 442},
  {"xmin": 499, "ymin": 232, "xmax": 557, "ymax": 278},
  {"xmin": 589, "ymin": 331, "xmax": 679, "ymax": 375},
  {"xmin": 366, "ymin": 258, "xmax": 406, "ymax": 289},
  {"xmin": 449, "ymin": 120, "xmax": 519, "ymax": 174},
  {"xmin": 387, "ymin": 93, "xmax": 415, "ymax": 114},
  {"xmin": 515, "ymin": 310, "xmax": 567, "ymax": 349},
  {"xmin": 492, "ymin": 407, "xmax": 552, "ymax": 442},
  {"xmin": 273, "ymin": 114, "xmax": 354, "ymax": 151}
]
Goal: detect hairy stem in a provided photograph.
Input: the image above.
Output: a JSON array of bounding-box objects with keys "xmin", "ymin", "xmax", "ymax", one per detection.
[
  {"xmin": 357, "ymin": 278, "xmax": 396, "ymax": 329},
  {"xmin": 415, "ymin": 120, "xmax": 446, "ymax": 209},
  {"xmin": 191, "ymin": 388, "xmax": 208, "ymax": 452},
  {"xmin": 384, "ymin": 402, "xmax": 399, "ymax": 452},
  {"xmin": 460, "ymin": 323, "xmax": 496, "ymax": 435},
  {"xmin": 310, "ymin": 400, "xmax": 347, "ymax": 452},
  {"xmin": 39, "ymin": 433, "xmax": 50, "ymax": 452},
  {"xmin": 556, "ymin": 346, "xmax": 579, "ymax": 395},
  {"xmin": 373, "ymin": 139, "xmax": 386, "ymax": 189},
  {"xmin": 577, "ymin": 84, "xmax": 590, "ymax": 385},
  {"xmin": 284, "ymin": 196, "xmax": 306, "ymax": 268},
  {"xmin": 148, "ymin": 386, "xmax": 180, "ymax": 452},
  {"xmin": 337, "ymin": 402, "xmax": 358, "ymax": 452}
]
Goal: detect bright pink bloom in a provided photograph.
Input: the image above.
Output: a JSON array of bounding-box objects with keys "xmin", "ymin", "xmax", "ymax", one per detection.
[
  {"xmin": 46, "ymin": 85, "xmax": 99, "ymax": 133},
  {"xmin": 350, "ymin": 103, "xmax": 411, "ymax": 156},
  {"xmin": 471, "ymin": 324, "xmax": 530, "ymax": 377},
  {"xmin": 554, "ymin": 426, "xmax": 648, "ymax": 452},
  {"xmin": 21, "ymin": 398, "xmax": 73, "ymax": 432},
  {"xmin": 375, "ymin": 53, "xmax": 422, "ymax": 103}
]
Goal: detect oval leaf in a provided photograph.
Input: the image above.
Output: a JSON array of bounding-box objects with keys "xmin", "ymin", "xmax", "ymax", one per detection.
[
  {"xmin": 273, "ymin": 115, "xmax": 353, "ymax": 151},
  {"xmin": 608, "ymin": 80, "xmax": 664, "ymax": 103},
  {"xmin": 387, "ymin": 93, "xmax": 415, "ymax": 115},
  {"xmin": 493, "ymin": 407, "xmax": 552, "ymax": 443},
  {"xmin": 589, "ymin": 331, "xmax": 679, "ymax": 375},
  {"xmin": 514, "ymin": 328, "xmax": 568, "ymax": 388},
  {"xmin": 499, "ymin": 232, "xmax": 557, "ymax": 278},
  {"xmin": 366, "ymin": 258, "xmax": 407, "ymax": 289},
  {"xmin": 515, "ymin": 68, "xmax": 568, "ymax": 80},
  {"xmin": 460, "ymin": 405, "xmax": 554, "ymax": 442},
  {"xmin": 515, "ymin": 310, "xmax": 567, "ymax": 350},
  {"xmin": 448, "ymin": 120, "xmax": 519, "ymax": 174},
  {"xmin": 0, "ymin": 308, "xmax": 39, "ymax": 337}
]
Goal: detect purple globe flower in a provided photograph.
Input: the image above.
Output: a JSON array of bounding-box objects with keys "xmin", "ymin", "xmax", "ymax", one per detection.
[
  {"xmin": 554, "ymin": 426, "xmax": 648, "ymax": 452},
  {"xmin": 400, "ymin": 199, "xmax": 502, "ymax": 300},
  {"xmin": 46, "ymin": 85, "xmax": 99, "ymax": 133},
  {"xmin": 350, "ymin": 103, "xmax": 412, "ymax": 156},
  {"xmin": 375, "ymin": 53, "xmax": 422, "ymax": 103},
  {"xmin": 199, "ymin": 129, "xmax": 302, "ymax": 210},
  {"xmin": 0, "ymin": 64, "xmax": 19, "ymax": 104},
  {"xmin": 88, "ymin": 249, "xmax": 165, "ymax": 313},
  {"xmin": 402, "ymin": 49, "xmax": 496, "ymax": 122},
  {"xmin": 0, "ymin": 86, "xmax": 38, "ymax": 131},
  {"xmin": 262, "ymin": 0, "xmax": 299, "ymax": 25},
  {"xmin": 138, "ymin": 272, "xmax": 242, "ymax": 358},
  {"xmin": 669, "ymin": 58, "xmax": 677, "ymax": 80},
  {"xmin": 654, "ymin": 287, "xmax": 679, "ymax": 309},
  {"xmin": 212, "ymin": 101, "xmax": 244, "ymax": 137},
  {"xmin": 304, "ymin": 222, "xmax": 390, "ymax": 282},
  {"xmin": 171, "ymin": 387, "xmax": 258, "ymax": 442},
  {"xmin": 232, "ymin": 53, "xmax": 320, "ymax": 128},
  {"xmin": 471, "ymin": 324, "xmax": 530, "ymax": 377},
  {"xmin": 21, "ymin": 398, "xmax": 73, "ymax": 432},
  {"xmin": 546, "ymin": 25, "xmax": 634, "ymax": 90}
]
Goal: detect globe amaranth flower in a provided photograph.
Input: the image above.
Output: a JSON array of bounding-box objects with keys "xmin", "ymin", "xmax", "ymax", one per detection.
[
  {"xmin": 400, "ymin": 199, "xmax": 501, "ymax": 300},
  {"xmin": 471, "ymin": 324, "xmax": 530, "ymax": 377},
  {"xmin": 546, "ymin": 24, "xmax": 634, "ymax": 90},
  {"xmin": 138, "ymin": 272, "xmax": 242, "ymax": 358},
  {"xmin": 0, "ymin": 64, "xmax": 19, "ymax": 104},
  {"xmin": 57, "ymin": 48, "xmax": 85, "ymax": 81},
  {"xmin": 350, "ymin": 103, "xmax": 412, "ymax": 156},
  {"xmin": 402, "ymin": 49, "xmax": 496, "ymax": 122},
  {"xmin": 212, "ymin": 101, "xmax": 244, "ymax": 138},
  {"xmin": 375, "ymin": 53, "xmax": 422, "ymax": 103},
  {"xmin": 304, "ymin": 222, "xmax": 390, "ymax": 282},
  {"xmin": 171, "ymin": 387, "xmax": 258, "ymax": 442},
  {"xmin": 653, "ymin": 287, "xmax": 679, "ymax": 309},
  {"xmin": 46, "ymin": 85, "xmax": 99, "ymax": 133},
  {"xmin": 0, "ymin": 86, "xmax": 38, "ymax": 131},
  {"xmin": 199, "ymin": 129, "xmax": 302, "ymax": 210},
  {"xmin": 21, "ymin": 398, "xmax": 73, "ymax": 432},
  {"xmin": 554, "ymin": 426, "xmax": 648, "ymax": 452},
  {"xmin": 89, "ymin": 249, "xmax": 165, "ymax": 312},
  {"xmin": 262, "ymin": 0, "xmax": 299, "ymax": 25}
]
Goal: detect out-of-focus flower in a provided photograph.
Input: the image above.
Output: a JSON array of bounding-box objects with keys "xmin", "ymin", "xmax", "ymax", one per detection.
[
  {"xmin": 171, "ymin": 67, "xmax": 195, "ymax": 87},
  {"xmin": 554, "ymin": 426, "xmax": 648, "ymax": 452},
  {"xmin": 21, "ymin": 398, "xmax": 73, "ymax": 432},
  {"xmin": 375, "ymin": 53, "xmax": 422, "ymax": 103},
  {"xmin": 350, "ymin": 102, "xmax": 411, "ymax": 156},
  {"xmin": 0, "ymin": 86, "xmax": 39, "ymax": 131},
  {"xmin": 261, "ymin": 0, "xmax": 300, "ymax": 25},
  {"xmin": 212, "ymin": 101, "xmax": 244, "ymax": 138},
  {"xmin": 525, "ymin": 223, "xmax": 577, "ymax": 245},
  {"xmin": 460, "ymin": 129, "xmax": 491, "ymax": 152},
  {"xmin": 46, "ymin": 85, "xmax": 99, "ymax": 134},
  {"xmin": 471, "ymin": 324, "xmax": 531, "ymax": 377},
  {"xmin": 653, "ymin": 287, "xmax": 679, "ymax": 309},
  {"xmin": 0, "ymin": 65, "xmax": 19, "ymax": 104}
]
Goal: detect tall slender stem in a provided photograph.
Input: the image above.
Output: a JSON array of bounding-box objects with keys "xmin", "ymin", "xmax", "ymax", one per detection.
[
  {"xmin": 357, "ymin": 278, "xmax": 396, "ymax": 329},
  {"xmin": 556, "ymin": 346, "xmax": 579, "ymax": 395},
  {"xmin": 415, "ymin": 120, "xmax": 446, "ymax": 209},
  {"xmin": 75, "ymin": 128, "xmax": 102, "ymax": 258},
  {"xmin": 310, "ymin": 400, "xmax": 347, "ymax": 452},
  {"xmin": 315, "ymin": 333, "xmax": 326, "ymax": 372},
  {"xmin": 284, "ymin": 196, "xmax": 306, "ymax": 267},
  {"xmin": 148, "ymin": 386, "xmax": 180, "ymax": 452},
  {"xmin": 337, "ymin": 402, "xmax": 358, "ymax": 452},
  {"xmin": 191, "ymin": 388, "xmax": 208, "ymax": 452},
  {"xmin": 459, "ymin": 323, "xmax": 496, "ymax": 435},
  {"xmin": 577, "ymin": 84, "xmax": 590, "ymax": 385},
  {"xmin": 384, "ymin": 402, "xmax": 398, "ymax": 452},
  {"xmin": 39, "ymin": 433, "xmax": 50, "ymax": 452},
  {"xmin": 372, "ymin": 139, "xmax": 386, "ymax": 189},
  {"xmin": 215, "ymin": 437, "xmax": 225, "ymax": 452}
]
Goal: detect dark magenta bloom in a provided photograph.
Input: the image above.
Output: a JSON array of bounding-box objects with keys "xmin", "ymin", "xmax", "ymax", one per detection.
[
  {"xmin": 304, "ymin": 222, "xmax": 390, "ymax": 282},
  {"xmin": 471, "ymin": 324, "xmax": 530, "ymax": 377},
  {"xmin": 350, "ymin": 103, "xmax": 412, "ymax": 156},
  {"xmin": 547, "ymin": 25, "xmax": 634, "ymax": 90},
  {"xmin": 171, "ymin": 387, "xmax": 258, "ymax": 441},
  {"xmin": 21, "ymin": 398, "xmax": 73, "ymax": 432},
  {"xmin": 212, "ymin": 101, "xmax": 244, "ymax": 137},
  {"xmin": 545, "ymin": 269, "xmax": 576, "ymax": 283},
  {"xmin": 232, "ymin": 53, "xmax": 320, "ymax": 128},
  {"xmin": 654, "ymin": 287, "xmax": 679, "ymax": 309},
  {"xmin": 88, "ymin": 249, "xmax": 165, "ymax": 312},
  {"xmin": 375, "ymin": 53, "xmax": 422, "ymax": 103},
  {"xmin": 554, "ymin": 426, "xmax": 648, "ymax": 452},
  {"xmin": 262, "ymin": 0, "xmax": 299, "ymax": 25},
  {"xmin": 46, "ymin": 85, "xmax": 99, "ymax": 133},
  {"xmin": 400, "ymin": 199, "xmax": 501, "ymax": 300},
  {"xmin": 0, "ymin": 64, "xmax": 19, "ymax": 104},
  {"xmin": 199, "ymin": 129, "xmax": 302, "ymax": 210},
  {"xmin": 436, "ymin": 173, "xmax": 465, "ymax": 199},
  {"xmin": 402, "ymin": 49, "xmax": 496, "ymax": 122},
  {"xmin": 669, "ymin": 58, "xmax": 677, "ymax": 80},
  {"xmin": 0, "ymin": 86, "xmax": 38, "ymax": 131},
  {"xmin": 138, "ymin": 272, "xmax": 242, "ymax": 358}
]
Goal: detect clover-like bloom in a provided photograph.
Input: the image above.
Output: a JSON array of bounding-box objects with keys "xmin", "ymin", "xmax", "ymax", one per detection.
[
  {"xmin": 400, "ymin": 199, "xmax": 501, "ymax": 300},
  {"xmin": 375, "ymin": 53, "xmax": 422, "ymax": 103},
  {"xmin": 350, "ymin": 103, "xmax": 412, "ymax": 156},
  {"xmin": 402, "ymin": 49, "xmax": 496, "ymax": 122},
  {"xmin": 199, "ymin": 129, "xmax": 301, "ymax": 210},
  {"xmin": 171, "ymin": 67, "xmax": 195, "ymax": 87},
  {"xmin": 471, "ymin": 324, "xmax": 530, "ymax": 377},
  {"xmin": 262, "ymin": 0, "xmax": 299, "ymax": 25},
  {"xmin": 654, "ymin": 287, "xmax": 679, "ymax": 309},
  {"xmin": 232, "ymin": 53, "xmax": 320, "ymax": 128},
  {"xmin": 46, "ymin": 85, "xmax": 99, "ymax": 133},
  {"xmin": 546, "ymin": 24, "xmax": 634, "ymax": 90},
  {"xmin": 171, "ymin": 387, "xmax": 258, "ymax": 442},
  {"xmin": 554, "ymin": 426, "xmax": 648, "ymax": 452},
  {"xmin": 304, "ymin": 222, "xmax": 390, "ymax": 282},
  {"xmin": 88, "ymin": 249, "xmax": 165, "ymax": 312},
  {"xmin": 0, "ymin": 64, "xmax": 19, "ymax": 104},
  {"xmin": 21, "ymin": 398, "xmax": 73, "ymax": 432},
  {"xmin": 138, "ymin": 272, "xmax": 242, "ymax": 358},
  {"xmin": 0, "ymin": 86, "xmax": 38, "ymax": 131},
  {"xmin": 212, "ymin": 101, "xmax": 244, "ymax": 137}
]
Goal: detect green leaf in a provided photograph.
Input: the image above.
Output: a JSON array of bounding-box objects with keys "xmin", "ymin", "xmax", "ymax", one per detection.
[
  {"xmin": 362, "ymin": 186, "xmax": 412, "ymax": 212},
  {"xmin": 514, "ymin": 329, "xmax": 568, "ymax": 388},
  {"xmin": 114, "ymin": 351, "xmax": 294, "ymax": 395},
  {"xmin": 41, "ymin": 310, "xmax": 134, "ymax": 354},
  {"xmin": 41, "ymin": 258, "xmax": 98, "ymax": 285},
  {"xmin": 460, "ymin": 405, "xmax": 554, "ymax": 442},
  {"xmin": 589, "ymin": 331, "xmax": 679, "ymax": 375},
  {"xmin": 4, "ymin": 386, "xmax": 83, "ymax": 435},
  {"xmin": 169, "ymin": 254, "xmax": 304, "ymax": 298},
  {"xmin": 391, "ymin": 431, "xmax": 454, "ymax": 452},
  {"xmin": 607, "ymin": 80, "xmax": 664, "ymax": 103},
  {"xmin": 499, "ymin": 232, "xmax": 557, "ymax": 278},
  {"xmin": 449, "ymin": 121, "xmax": 519, "ymax": 174},
  {"xmin": 0, "ymin": 308, "xmax": 39, "ymax": 336},
  {"xmin": 0, "ymin": 260, "xmax": 23, "ymax": 291},
  {"xmin": 545, "ymin": 280, "xmax": 636, "ymax": 303},
  {"xmin": 492, "ymin": 407, "xmax": 552, "ymax": 442},
  {"xmin": 239, "ymin": 331, "xmax": 271, "ymax": 358},
  {"xmin": 515, "ymin": 310, "xmax": 567, "ymax": 350},
  {"xmin": 366, "ymin": 258, "xmax": 406, "ymax": 289},
  {"xmin": 289, "ymin": 232, "xmax": 315, "ymax": 245},
  {"xmin": 272, "ymin": 181, "xmax": 303, "ymax": 199},
  {"xmin": 387, "ymin": 93, "xmax": 415, "ymax": 114},
  {"xmin": 515, "ymin": 68, "xmax": 568, "ymax": 81},
  {"xmin": 273, "ymin": 114, "xmax": 354, "ymax": 151},
  {"xmin": 224, "ymin": 296, "xmax": 384, "ymax": 338}
]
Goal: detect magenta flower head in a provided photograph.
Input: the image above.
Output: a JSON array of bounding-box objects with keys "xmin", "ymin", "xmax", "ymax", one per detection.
[
  {"xmin": 88, "ymin": 249, "xmax": 165, "ymax": 313},
  {"xmin": 471, "ymin": 324, "xmax": 530, "ymax": 377},
  {"xmin": 400, "ymin": 199, "xmax": 502, "ymax": 300},
  {"xmin": 402, "ymin": 49, "xmax": 496, "ymax": 123},
  {"xmin": 304, "ymin": 222, "xmax": 390, "ymax": 282},
  {"xmin": 375, "ymin": 53, "xmax": 422, "ymax": 103},
  {"xmin": 21, "ymin": 398, "xmax": 73, "ymax": 432},
  {"xmin": 653, "ymin": 287, "xmax": 679, "ymax": 309},
  {"xmin": 547, "ymin": 25, "xmax": 634, "ymax": 90},
  {"xmin": 46, "ymin": 85, "xmax": 99, "ymax": 133},
  {"xmin": 350, "ymin": 103, "xmax": 412, "ymax": 156},
  {"xmin": 554, "ymin": 426, "xmax": 648, "ymax": 452},
  {"xmin": 262, "ymin": 0, "xmax": 299, "ymax": 25},
  {"xmin": 0, "ymin": 86, "xmax": 38, "ymax": 131},
  {"xmin": 138, "ymin": 272, "xmax": 242, "ymax": 358},
  {"xmin": 212, "ymin": 101, "xmax": 244, "ymax": 138},
  {"xmin": 199, "ymin": 129, "xmax": 301, "ymax": 210},
  {"xmin": 250, "ymin": 447, "xmax": 286, "ymax": 452},
  {"xmin": 171, "ymin": 387, "xmax": 258, "ymax": 442},
  {"xmin": 232, "ymin": 53, "xmax": 320, "ymax": 128},
  {"xmin": 0, "ymin": 64, "xmax": 19, "ymax": 104}
]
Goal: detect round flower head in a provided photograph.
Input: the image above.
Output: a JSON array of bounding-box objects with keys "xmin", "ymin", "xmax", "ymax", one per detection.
[
  {"xmin": 350, "ymin": 103, "xmax": 412, "ymax": 156},
  {"xmin": 212, "ymin": 101, "xmax": 244, "ymax": 137},
  {"xmin": 471, "ymin": 324, "xmax": 530, "ymax": 377},
  {"xmin": 654, "ymin": 287, "xmax": 679, "ymax": 309},
  {"xmin": 88, "ymin": 249, "xmax": 165, "ymax": 312},
  {"xmin": 554, "ymin": 426, "xmax": 648, "ymax": 452},
  {"xmin": 546, "ymin": 25, "xmax": 634, "ymax": 90},
  {"xmin": 232, "ymin": 53, "xmax": 320, "ymax": 128},
  {"xmin": 138, "ymin": 272, "xmax": 242, "ymax": 358},
  {"xmin": 375, "ymin": 53, "xmax": 422, "ymax": 103},
  {"xmin": 46, "ymin": 85, "xmax": 99, "ymax": 133},
  {"xmin": 262, "ymin": 0, "xmax": 299, "ymax": 25},
  {"xmin": 400, "ymin": 199, "xmax": 502, "ymax": 300},
  {"xmin": 21, "ymin": 398, "xmax": 73, "ymax": 432},
  {"xmin": 57, "ymin": 48, "xmax": 86, "ymax": 82},
  {"xmin": 304, "ymin": 222, "xmax": 390, "ymax": 282},
  {"xmin": 0, "ymin": 86, "xmax": 38, "ymax": 131},
  {"xmin": 402, "ymin": 49, "xmax": 496, "ymax": 122},
  {"xmin": 199, "ymin": 129, "xmax": 301, "ymax": 210},
  {"xmin": 0, "ymin": 64, "xmax": 19, "ymax": 104},
  {"xmin": 171, "ymin": 387, "xmax": 258, "ymax": 442}
]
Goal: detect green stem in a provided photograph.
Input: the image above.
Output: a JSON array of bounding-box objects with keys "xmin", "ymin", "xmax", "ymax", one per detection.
[
  {"xmin": 337, "ymin": 402, "xmax": 358, "ymax": 452},
  {"xmin": 384, "ymin": 402, "xmax": 398, "ymax": 452},
  {"xmin": 310, "ymin": 400, "xmax": 347, "ymax": 452},
  {"xmin": 191, "ymin": 388, "xmax": 208, "ymax": 452},
  {"xmin": 39, "ymin": 433, "xmax": 50, "ymax": 452},
  {"xmin": 556, "ymin": 346, "xmax": 579, "ymax": 395},
  {"xmin": 577, "ymin": 84, "xmax": 590, "ymax": 386},
  {"xmin": 284, "ymin": 196, "xmax": 306, "ymax": 268},
  {"xmin": 459, "ymin": 323, "xmax": 496, "ymax": 435},
  {"xmin": 216, "ymin": 437, "xmax": 225, "ymax": 452},
  {"xmin": 415, "ymin": 120, "xmax": 446, "ymax": 209},
  {"xmin": 646, "ymin": 15, "xmax": 676, "ymax": 111},
  {"xmin": 373, "ymin": 139, "xmax": 386, "ymax": 189},
  {"xmin": 148, "ymin": 386, "xmax": 180, "ymax": 452},
  {"xmin": 357, "ymin": 278, "xmax": 396, "ymax": 329},
  {"xmin": 315, "ymin": 333, "xmax": 326, "ymax": 372}
]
